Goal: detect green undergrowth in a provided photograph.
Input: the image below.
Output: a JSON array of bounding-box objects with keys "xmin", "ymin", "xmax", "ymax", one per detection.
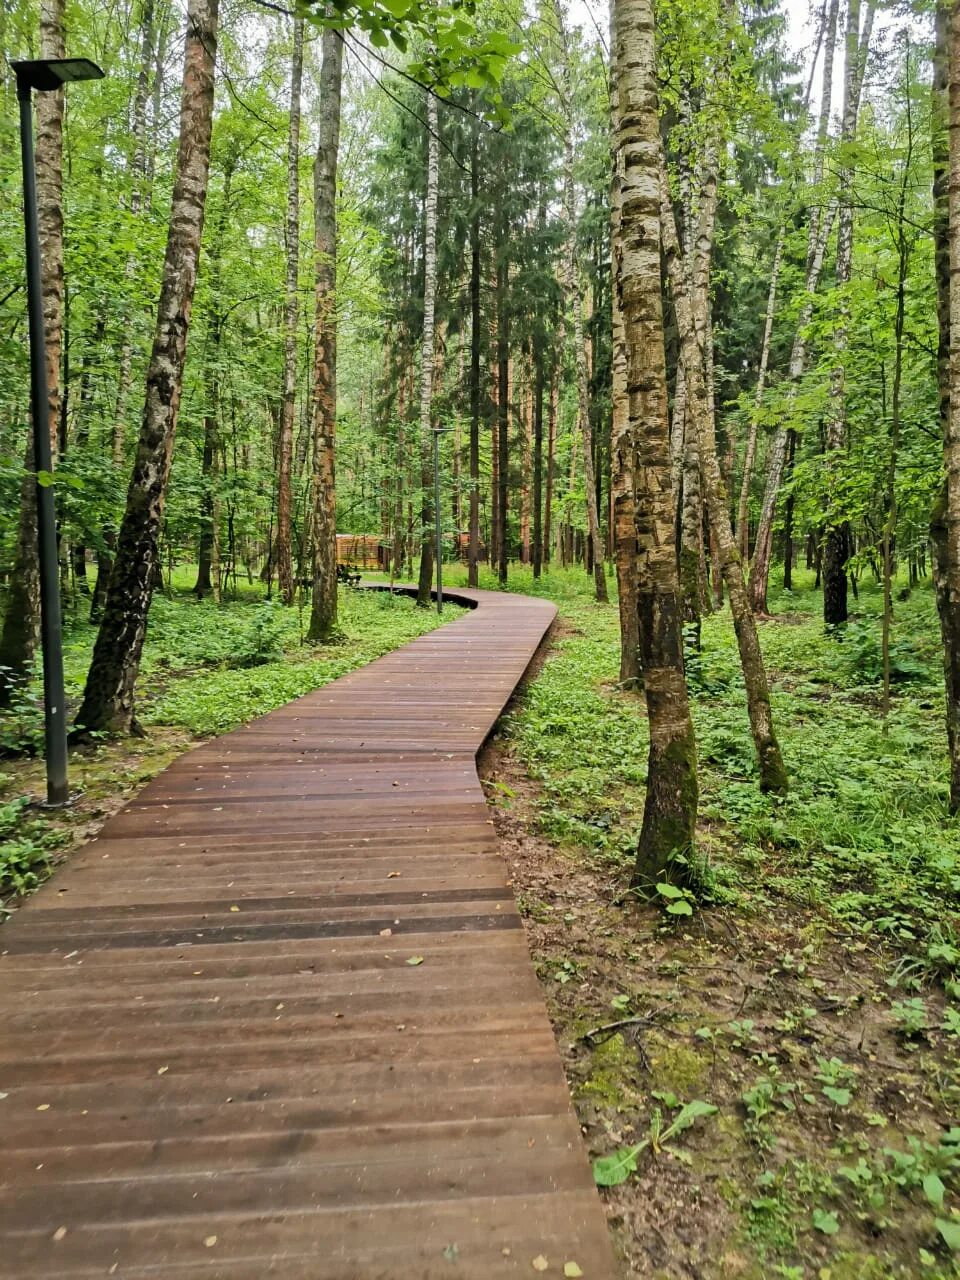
[
  {"xmin": 0, "ymin": 570, "xmax": 461, "ymax": 901},
  {"xmin": 448, "ymin": 560, "xmax": 960, "ymax": 1278}
]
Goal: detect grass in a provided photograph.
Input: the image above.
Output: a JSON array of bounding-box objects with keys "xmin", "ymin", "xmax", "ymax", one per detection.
[
  {"xmin": 449, "ymin": 558, "xmax": 960, "ymax": 1279},
  {"xmin": 0, "ymin": 568, "xmax": 462, "ymax": 903}
]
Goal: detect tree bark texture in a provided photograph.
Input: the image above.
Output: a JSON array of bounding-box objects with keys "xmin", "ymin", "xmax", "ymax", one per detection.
[
  {"xmin": 307, "ymin": 26, "xmax": 343, "ymax": 642},
  {"xmin": 277, "ymin": 17, "xmax": 303, "ymax": 606},
  {"xmin": 416, "ymin": 91, "xmax": 440, "ymax": 607},
  {"xmin": 660, "ymin": 153, "xmax": 788, "ymax": 794},
  {"xmin": 614, "ymin": 0, "xmax": 698, "ymax": 888},
  {"xmin": 76, "ymin": 0, "xmax": 219, "ymax": 734}
]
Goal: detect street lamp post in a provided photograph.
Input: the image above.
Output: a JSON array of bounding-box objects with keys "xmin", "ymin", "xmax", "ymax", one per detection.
[{"xmin": 10, "ymin": 57, "xmax": 103, "ymax": 806}]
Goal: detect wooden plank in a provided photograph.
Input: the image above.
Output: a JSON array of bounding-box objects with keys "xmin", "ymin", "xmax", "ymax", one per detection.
[{"xmin": 0, "ymin": 587, "xmax": 617, "ymax": 1278}]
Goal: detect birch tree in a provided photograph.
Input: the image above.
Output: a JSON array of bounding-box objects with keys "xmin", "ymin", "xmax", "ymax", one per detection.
[
  {"xmin": 748, "ymin": 0, "xmax": 840, "ymax": 614},
  {"xmin": 75, "ymin": 0, "xmax": 219, "ymax": 733},
  {"xmin": 613, "ymin": 0, "xmax": 698, "ymax": 887},
  {"xmin": 416, "ymin": 90, "xmax": 440, "ymax": 607},
  {"xmin": 609, "ymin": 0, "xmax": 639, "ymax": 684},
  {"xmin": 277, "ymin": 17, "xmax": 303, "ymax": 607},
  {"xmin": 307, "ymin": 25, "xmax": 343, "ymax": 642},
  {"xmin": 932, "ymin": 0, "xmax": 960, "ymax": 810},
  {"xmin": 554, "ymin": 0, "xmax": 608, "ymax": 603},
  {"xmin": 0, "ymin": 0, "xmax": 64, "ymax": 704},
  {"xmin": 821, "ymin": 0, "xmax": 877, "ymax": 625},
  {"xmin": 660, "ymin": 154, "xmax": 788, "ymax": 794}
]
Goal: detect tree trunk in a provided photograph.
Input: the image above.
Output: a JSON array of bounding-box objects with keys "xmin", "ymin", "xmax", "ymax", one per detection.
[
  {"xmin": 496, "ymin": 256, "xmax": 509, "ymax": 586},
  {"xmin": 416, "ymin": 90, "xmax": 440, "ymax": 608},
  {"xmin": 660, "ymin": 153, "xmax": 788, "ymax": 794},
  {"xmin": 544, "ymin": 375, "xmax": 556, "ymax": 565},
  {"xmin": 0, "ymin": 0, "xmax": 64, "ymax": 703},
  {"xmin": 277, "ymin": 18, "xmax": 303, "ymax": 607},
  {"xmin": 195, "ymin": 159, "xmax": 233, "ymax": 601},
  {"xmin": 307, "ymin": 25, "xmax": 343, "ymax": 643},
  {"xmin": 782, "ymin": 430, "xmax": 797, "ymax": 590},
  {"xmin": 468, "ymin": 121, "xmax": 481, "ymax": 588},
  {"xmin": 736, "ymin": 226, "xmax": 784, "ymax": 558},
  {"xmin": 614, "ymin": 0, "xmax": 698, "ymax": 887},
  {"xmin": 749, "ymin": 0, "xmax": 840, "ymax": 613},
  {"xmin": 822, "ymin": 0, "xmax": 877, "ymax": 626},
  {"xmin": 75, "ymin": 0, "xmax": 219, "ymax": 734},
  {"xmin": 113, "ymin": 0, "xmax": 155, "ymax": 467},
  {"xmin": 533, "ymin": 335, "xmax": 544, "ymax": 579},
  {"xmin": 931, "ymin": 0, "xmax": 960, "ymax": 810},
  {"xmin": 610, "ymin": 0, "xmax": 639, "ymax": 682}
]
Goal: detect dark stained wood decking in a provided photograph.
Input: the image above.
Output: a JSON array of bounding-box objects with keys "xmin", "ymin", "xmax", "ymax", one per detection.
[{"xmin": 0, "ymin": 587, "xmax": 618, "ymax": 1279}]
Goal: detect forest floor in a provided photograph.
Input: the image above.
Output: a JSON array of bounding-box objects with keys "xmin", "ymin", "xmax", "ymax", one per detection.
[
  {"xmin": 458, "ymin": 562, "xmax": 960, "ymax": 1280},
  {"xmin": 4, "ymin": 559, "xmax": 960, "ymax": 1279},
  {"xmin": 0, "ymin": 570, "xmax": 462, "ymax": 910}
]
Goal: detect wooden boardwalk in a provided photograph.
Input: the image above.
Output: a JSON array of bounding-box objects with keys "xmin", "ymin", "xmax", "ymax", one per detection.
[{"xmin": 0, "ymin": 587, "xmax": 618, "ymax": 1279}]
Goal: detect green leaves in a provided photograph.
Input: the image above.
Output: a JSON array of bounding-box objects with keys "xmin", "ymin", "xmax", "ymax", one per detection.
[
  {"xmin": 936, "ymin": 1218, "xmax": 960, "ymax": 1252},
  {"xmin": 821, "ymin": 1086, "xmax": 852, "ymax": 1108},
  {"xmin": 811, "ymin": 1208, "xmax": 839, "ymax": 1236},
  {"xmin": 655, "ymin": 882, "xmax": 695, "ymax": 916},
  {"xmin": 592, "ymin": 1143, "xmax": 643, "ymax": 1188},
  {"xmin": 923, "ymin": 1172, "xmax": 946, "ymax": 1210},
  {"xmin": 592, "ymin": 1100, "xmax": 717, "ymax": 1186}
]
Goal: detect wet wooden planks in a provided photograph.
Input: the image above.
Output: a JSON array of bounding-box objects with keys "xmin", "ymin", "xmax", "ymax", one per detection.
[{"xmin": 0, "ymin": 587, "xmax": 618, "ymax": 1279}]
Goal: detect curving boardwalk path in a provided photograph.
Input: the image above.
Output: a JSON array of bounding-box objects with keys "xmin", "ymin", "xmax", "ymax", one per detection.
[{"xmin": 0, "ymin": 588, "xmax": 617, "ymax": 1280}]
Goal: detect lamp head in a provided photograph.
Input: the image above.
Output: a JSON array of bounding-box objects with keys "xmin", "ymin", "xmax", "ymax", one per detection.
[{"xmin": 10, "ymin": 57, "xmax": 104, "ymax": 94}]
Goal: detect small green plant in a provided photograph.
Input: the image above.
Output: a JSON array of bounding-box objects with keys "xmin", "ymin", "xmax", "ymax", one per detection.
[
  {"xmin": 592, "ymin": 1098, "xmax": 718, "ymax": 1187},
  {"xmin": 891, "ymin": 997, "xmax": 930, "ymax": 1041},
  {"xmin": 814, "ymin": 1056, "xmax": 857, "ymax": 1108},
  {"xmin": 655, "ymin": 881, "xmax": 696, "ymax": 917}
]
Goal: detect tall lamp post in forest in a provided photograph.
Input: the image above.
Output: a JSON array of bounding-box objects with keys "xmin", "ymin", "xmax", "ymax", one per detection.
[{"xmin": 11, "ymin": 56, "xmax": 104, "ymax": 806}]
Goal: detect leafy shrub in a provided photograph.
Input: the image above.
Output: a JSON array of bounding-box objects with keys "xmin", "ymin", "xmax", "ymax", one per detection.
[{"xmin": 839, "ymin": 622, "xmax": 929, "ymax": 686}]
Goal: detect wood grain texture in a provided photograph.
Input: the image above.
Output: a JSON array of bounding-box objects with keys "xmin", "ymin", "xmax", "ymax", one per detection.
[{"xmin": 0, "ymin": 587, "xmax": 618, "ymax": 1279}]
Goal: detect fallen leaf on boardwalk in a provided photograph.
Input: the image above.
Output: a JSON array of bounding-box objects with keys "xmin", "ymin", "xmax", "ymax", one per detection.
[
  {"xmin": 406, "ymin": 956, "xmax": 425, "ymax": 966},
  {"xmin": 229, "ymin": 905, "xmax": 240, "ymax": 913},
  {"xmin": 379, "ymin": 928, "xmax": 393, "ymax": 937},
  {"xmin": 442, "ymin": 1243, "xmax": 459, "ymax": 1262},
  {"xmin": 36, "ymin": 1104, "xmax": 50, "ymax": 1112},
  {"xmin": 157, "ymin": 1066, "xmax": 169, "ymax": 1076},
  {"xmin": 0, "ymin": 1092, "xmax": 8, "ymax": 1101},
  {"xmin": 564, "ymin": 1265, "xmax": 584, "ymax": 1278},
  {"xmin": 388, "ymin": 871, "xmax": 401, "ymax": 878},
  {"xmin": 532, "ymin": 1256, "xmax": 550, "ymax": 1272},
  {"xmin": 52, "ymin": 1227, "xmax": 67, "ymax": 1242},
  {"xmin": 204, "ymin": 1236, "xmax": 218, "ymax": 1248}
]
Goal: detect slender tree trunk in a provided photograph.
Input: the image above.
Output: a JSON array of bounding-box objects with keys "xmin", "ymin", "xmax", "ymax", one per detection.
[
  {"xmin": 782, "ymin": 430, "xmax": 797, "ymax": 590},
  {"xmin": 822, "ymin": 0, "xmax": 877, "ymax": 626},
  {"xmin": 614, "ymin": 0, "xmax": 698, "ymax": 887},
  {"xmin": 533, "ymin": 336, "xmax": 544, "ymax": 579},
  {"xmin": 931, "ymin": 0, "xmax": 960, "ymax": 809},
  {"xmin": 0, "ymin": 0, "xmax": 64, "ymax": 703},
  {"xmin": 277, "ymin": 18, "xmax": 303, "ymax": 606},
  {"xmin": 610, "ymin": 0, "xmax": 639, "ymax": 682},
  {"xmin": 660, "ymin": 153, "xmax": 788, "ymax": 794},
  {"xmin": 749, "ymin": 0, "xmax": 840, "ymax": 612},
  {"xmin": 195, "ymin": 160, "xmax": 233, "ymax": 600},
  {"xmin": 737, "ymin": 226, "xmax": 784, "ymax": 558},
  {"xmin": 307, "ymin": 26, "xmax": 343, "ymax": 642},
  {"xmin": 468, "ymin": 122, "xmax": 481, "ymax": 587},
  {"xmin": 75, "ymin": 0, "xmax": 219, "ymax": 734},
  {"xmin": 113, "ymin": 0, "xmax": 155, "ymax": 467},
  {"xmin": 496, "ymin": 255, "xmax": 509, "ymax": 586},
  {"xmin": 544, "ymin": 375, "xmax": 556, "ymax": 564},
  {"xmin": 416, "ymin": 91, "xmax": 440, "ymax": 608}
]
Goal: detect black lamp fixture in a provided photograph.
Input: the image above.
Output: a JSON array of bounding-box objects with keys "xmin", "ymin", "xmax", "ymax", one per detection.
[{"xmin": 9, "ymin": 55, "xmax": 104, "ymax": 806}]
